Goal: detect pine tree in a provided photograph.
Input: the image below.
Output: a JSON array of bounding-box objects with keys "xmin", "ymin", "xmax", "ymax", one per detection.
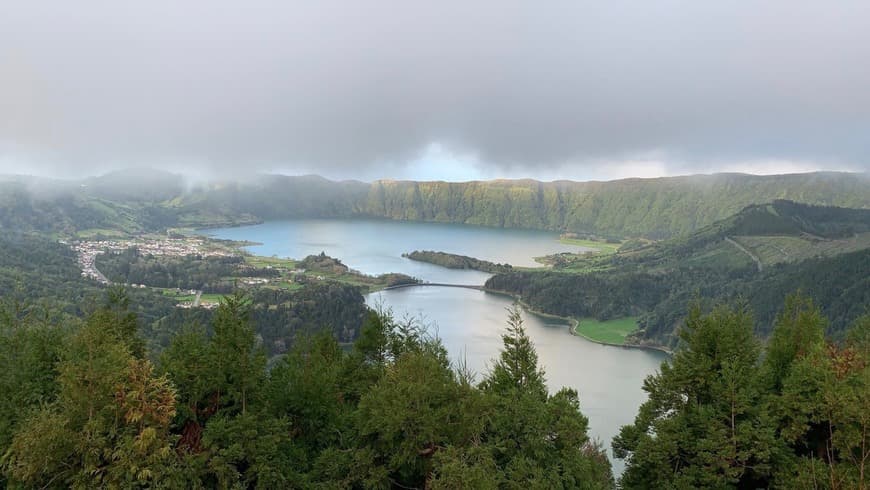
[
  {"xmin": 775, "ymin": 314, "xmax": 870, "ymax": 489},
  {"xmin": 762, "ymin": 293, "xmax": 827, "ymax": 393},
  {"xmin": 0, "ymin": 300, "xmax": 65, "ymax": 488},
  {"xmin": 2, "ymin": 307, "xmax": 179, "ymax": 488},
  {"xmin": 614, "ymin": 304, "xmax": 780, "ymax": 488},
  {"xmin": 480, "ymin": 305, "xmax": 613, "ymax": 489},
  {"xmin": 210, "ymin": 291, "xmax": 266, "ymax": 415},
  {"xmin": 480, "ymin": 304, "xmax": 547, "ymax": 400}
]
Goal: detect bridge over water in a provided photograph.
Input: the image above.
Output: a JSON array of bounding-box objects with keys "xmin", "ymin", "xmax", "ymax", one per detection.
[{"xmin": 382, "ymin": 282, "xmax": 486, "ymax": 291}]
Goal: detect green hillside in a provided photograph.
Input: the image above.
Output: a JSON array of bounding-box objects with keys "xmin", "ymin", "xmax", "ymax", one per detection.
[
  {"xmin": 603, "ymin": 200, "xmax": 870, "ymax": 270},
  {"xmin": 487, "ymin": 201, "xmax": 870, "ymax": 349},
  {"xmin": 3, "ymin": 171, "xmax": 869, "ymax": 239},
  {"xmin": 355, "ymin": 173, "xmax": 870, "ymax": 238}
]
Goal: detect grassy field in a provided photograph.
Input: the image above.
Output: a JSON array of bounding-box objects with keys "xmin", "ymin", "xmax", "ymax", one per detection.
[
  {"xmin": 682, "ymin": 241, "xmax": 754, "ymax": 271},
  {"xmin": 75, "ymin": 228, "xmax": 131, "ymax": 239},
  {"xmin": 573, "ymin": 317, "xmax": 638, "ymax": 345},
  {"xmin": 271, "ymin": 281, "xmax": 304, "ymax": 291},
  {"xmin": 735, "ymin": 233, "xmax": 870, "ymax": 266},
  {"xmin": 559, "ymin": 238, "xmax": 622, "ymax": 254},
  {"xmin": 157, "ymin": 288, "xmax": 197, "ymax": 302},
  {"xmin": 244, "ymin": 255, "xmax": 297, "ymax": 269},
  {"xmin": 199, "ymin": 293, "xmax": 225, "ymax": 304}
]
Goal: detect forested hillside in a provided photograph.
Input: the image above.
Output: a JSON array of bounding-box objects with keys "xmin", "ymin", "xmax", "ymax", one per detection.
[
  {"xmin": 0, "ymin": 180, "xmax": 152, "ymax": 235},
  {"xmin": 357, "ymin": 172, "xmax": 870, "ymax": 238},
  {"xmin": 403, "ymin": 250, "xmax": 514, "ymax": 273},
  {"xmin": 3, "ymin": 171, "xmax": 869, "ymax": 239},
  {"xmin": 489, "ymin": 250, "xmax": 869, "ymax": 350},
  {"xmin": 488, "ymin": 201, "xmax": 870, "ymax": 348},
  {"xmin": 0, "ymin": 234, "xmax": 369, "ymax": 359},
  {"xmin": 634, "ymin": 249, "xmax": 870, "ymax": 346}
]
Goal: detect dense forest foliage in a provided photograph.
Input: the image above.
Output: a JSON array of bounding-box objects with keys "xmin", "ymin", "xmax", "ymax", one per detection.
[
  {"xmin": 95, "ymin": 249, "xmax": 266, "ymax": 293},
  {"xmin": 0, "ymin": 293, "xmax": 613, "ymax": 488},
  {"xmin": 627, "ymin": 200, "xmax": 870, "ymax": 263},
  {"xmin": 403, "ymin": 250, "xmax": 513, "ymax": 273},
  {"xmin": 353, "ymin": 173, "xmax": 870, "ymax": 238},
  {"xmin": 639, "ymin": 249, "xmax": 870, "ymax": 346},
  {"xmin": 144, "ymin": 283, "xmax": 368, "ymax": 358},
  {"xmin": 0, "ymin": 234, "xmax": 180, "ymax": 330},
  {"xmin": 488, "ymin": 202, "xmax": 870, "ymax": 349},
  {"xmin": 0, "ymin": 233, "xmax": 96, "ymax": 315},
  {"xmin": 0, "ymin": 235, "xmax": 369, "ymax": 361},
  {"xmin": 615, "ymin": 296, "xmax": 869, "ymax": 489},
  {"xmin": 486, "ymin": 271, "xmax": 669, "ymax": 321},
  {"xmin": 489, "ymin": 249, "xmax": 870, "ymax": 349},
  {"xmin": 2, "ymin": 289, "xmax": 866, "ymax": 488},
  {"xmin": 3, "ymin": 171, "xmax": 869, "ymax": 239}
]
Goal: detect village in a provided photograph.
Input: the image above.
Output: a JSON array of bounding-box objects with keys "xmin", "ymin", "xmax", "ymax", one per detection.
[
  {"xmin": 67, "ymin": 235, "xmax": 396, "ymax": 309},
  {"xmin": 69, "ymin": 236, "xmax": 243, "ymax": 309}
]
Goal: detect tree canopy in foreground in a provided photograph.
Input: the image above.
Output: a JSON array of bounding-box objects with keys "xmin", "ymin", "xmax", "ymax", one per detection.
[
  {"xmin": 1, "ymin": 289, "xmax": 867, "ymax": 488},
  {"xmin": 0, "ymin": 292, "xmax": 612, "ymax": 489},
  {"xmin": 615, "ymin": 295, "xmax": 869, "ymax": 489}
]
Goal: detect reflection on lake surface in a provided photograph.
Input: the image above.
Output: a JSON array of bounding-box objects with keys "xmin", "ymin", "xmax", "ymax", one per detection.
[
  {"xmin": 204, "ymin": 218, "xmax": 589, "ymax": 283},
  {"xmin": 367, "ymin": 286, "xmax": 666, "ymax": 474},
  {"xmin": 206, "ymin": 219, "xmax": 666, "ymax": 473}
]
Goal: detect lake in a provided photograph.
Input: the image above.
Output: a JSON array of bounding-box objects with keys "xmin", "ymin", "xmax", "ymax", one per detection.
[
  {"xmin": 205, "ymin": 219, "xmax": 667, "ymax": 473},
  {"xmin": 204, "ymin": 218, "xmax": 592, "ymax": 283}
]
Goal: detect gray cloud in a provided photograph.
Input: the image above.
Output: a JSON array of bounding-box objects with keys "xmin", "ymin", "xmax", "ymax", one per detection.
[{"xmin": 1, "ymin": 1, "xmax": 869, "ymax": 180}]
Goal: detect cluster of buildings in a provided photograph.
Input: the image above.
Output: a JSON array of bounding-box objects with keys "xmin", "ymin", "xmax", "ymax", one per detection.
[
  {"xmin": 240, "ymin": 277, "xmax": 270, "ymax": 285},
  {"xmin": 73, "ymin": 241, "xmax": 114, "ymax": 284},
  {"xmin": 70, "ymin": 237, "xmax": 236, "ymax": 284}
]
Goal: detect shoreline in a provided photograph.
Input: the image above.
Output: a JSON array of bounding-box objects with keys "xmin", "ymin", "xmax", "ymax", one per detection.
[
  {"xmin": 194, "ymin": 219, "xmax": 671, "ymax": 355},
  {"xmin": 188, "ymin": 219, "xmax": 265, "ymax": 231},
  {"xmin": 568, "ymin": 321, "xmax": 673, "ymax": 355},
  {"xmin": 432, "ymin": 285, "xmax": 674, "ymax": 356}
]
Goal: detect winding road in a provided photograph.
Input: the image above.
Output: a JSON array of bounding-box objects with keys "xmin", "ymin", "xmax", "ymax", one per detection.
[{"xmin": 725, "ymin": 237, "xmax": 763, "ymax": 272}]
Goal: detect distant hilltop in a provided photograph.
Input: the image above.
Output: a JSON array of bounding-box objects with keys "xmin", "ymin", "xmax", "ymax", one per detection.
[{"xmin": 1, "ymin": 170, "xmax": 869, "ymax": 240}]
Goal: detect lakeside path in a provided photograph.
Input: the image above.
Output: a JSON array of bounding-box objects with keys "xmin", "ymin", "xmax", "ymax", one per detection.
[{"xmin": 380, "ymin": 282, "xmax": 673, "ymax": 355}]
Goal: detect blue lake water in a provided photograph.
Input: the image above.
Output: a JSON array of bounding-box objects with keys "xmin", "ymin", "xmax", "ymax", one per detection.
[
  {"xmin": 204, "ymin": 219, "xmax": 667, "ymax": 473},
  {"xmin": 204, "ymin": 218, "xmax": 591, "ymax": 283}
]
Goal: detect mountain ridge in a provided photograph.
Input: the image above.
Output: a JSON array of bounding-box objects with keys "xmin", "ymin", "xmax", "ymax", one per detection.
[{"xmin": 2, "ymin": 170, "xmax": 869, "ymax": 239}]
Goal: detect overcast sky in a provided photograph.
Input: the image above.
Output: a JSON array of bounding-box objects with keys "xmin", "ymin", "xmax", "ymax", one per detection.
[{"xmin": 1, "ymin": 1, "xmax": 869, "ymax": 182}]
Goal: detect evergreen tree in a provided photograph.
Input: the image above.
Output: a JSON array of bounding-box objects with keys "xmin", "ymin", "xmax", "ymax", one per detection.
[
  {"xmin": 264, "ymin": 332, "xmax": 349, "ymax": 468},
  {"xmin": 210, "ymin": 291, "xmax": 266, "ymax": 415},
  {"xmin": 159, "ymin": 322, "xmax": 219, "ymax": 453},
  {"xmin": 762, "ymin": 293, "xmax": 827, "ymax": 393},
  {"xmin": 356, "ymin": 346, "xmax": 484, "ymax": 488},
  {"xmin": 480, "ymin": 304, "xmax": 547, "ymax": 400},
  {"xmin": 0, "ymin": 301, "xmax": 66, "ymax": 488},
  {"xmin": 614, "ymin": 304, "xmax": 780, "ymax": 488},
  {"xmin": 2, "ymin": 307, "xmax": 179, "ymax": 488},
  {"xmin": 480, "ymin": 305, "xmax": 613, "ymax": 489},
  {"xmin": 99, "ymin": 286, "xmax": 146, "ymax": 357},
  {"xmin": 774, "ymin": 314, "xmax": 870, "ymax": 489}
]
